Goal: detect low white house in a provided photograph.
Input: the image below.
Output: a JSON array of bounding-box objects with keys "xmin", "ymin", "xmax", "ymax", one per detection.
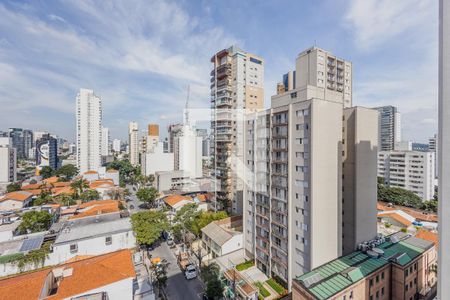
[
  {"xmin": 201, "ymin": 216, "xmax": 243, "ymax": 258},
  {"xmin": 0, "ymin": 191, "xmax": 34, "ymax": 211},
  {"xmin": 47, "ymin": 215, "xmax": 136, "ymax": 265}
]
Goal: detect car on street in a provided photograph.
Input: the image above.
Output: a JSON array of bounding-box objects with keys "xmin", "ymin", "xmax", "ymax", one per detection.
[
  {"xmin": 184, "ymin": 264, "xmax": 197, "ymax": 280},
  {"xmin": 167, "ymin": 237, "xmax": 175, "ymax": 248}
]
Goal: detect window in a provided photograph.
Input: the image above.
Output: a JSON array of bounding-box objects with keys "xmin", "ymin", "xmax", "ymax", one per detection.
[
  {"xmin": 105, "ymin": 236, "xmax": 112, "ymax": 245},
  {"xmin": 405, "ymin": 269, "xmax": 409, "ymax": 276},
  {"xmin": 376, "ymin": 291, "xmax": 379, "ymax": 298},
  {"xmin": 381, "ymin": 287, "xmax": 384, "ymax": 295},
  {"xmin": 376, "ymin": 275, "xmax": 379, "ymax": 283},
  {"xmin": 381, "ymin": 272, "xmax": 384, "ymax": 280},
  {"xmin": 349, "ymin": 291, "xmax": 353, "ymax": 299},
  {"xmin": 70, "ymin": 244, "xmax": 78, "ymax": 254},
  {"xmin": 370, "ymin": 279, "xmax": 373, "ymax": 287},
  {"xmin": 405, "ymin": 284, "xmax": 408, "ymax": 291}
]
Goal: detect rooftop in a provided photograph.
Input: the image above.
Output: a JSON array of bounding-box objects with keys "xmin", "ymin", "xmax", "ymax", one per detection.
[
  {"xmin": 0, "ymin": 249, "xmax": 135, "ymax": 300},
  {"xmin": 295, "ymin": 233, "xmax": 434, "ymax": 300},
  {"xmin": 201, "ymin": 216, "xmax": 242, "ymax": 246},
  {"xmin": 54, "ymin": 216, "xmax": 131, "ymax": 245},
  {"xmin": 0, "ymin": 191, "xmax": 33, "ymax": 202}
]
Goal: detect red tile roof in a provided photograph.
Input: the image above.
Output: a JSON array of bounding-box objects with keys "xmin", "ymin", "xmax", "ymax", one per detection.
[{"xmin": 0, "ymin": 250, "xmax": 135, "ymax": 300}]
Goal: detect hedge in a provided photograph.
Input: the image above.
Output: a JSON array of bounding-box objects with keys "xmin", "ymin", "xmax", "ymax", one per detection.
[
  {"xmin": 236, "ymin": 260, "xmax": 254, "ymax": 271},
  {"xmin": 266, "ymin": 278, "xmax": 287, "ymax": 295},
  {"xmin": 255, "ymin": 282, "xmax": 270, "ymax": 298}
]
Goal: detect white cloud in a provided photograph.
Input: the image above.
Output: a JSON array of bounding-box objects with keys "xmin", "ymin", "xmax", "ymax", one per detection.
[{"xmin": 345, "ymin": 0, "xmax": 434, "ymax": 50}]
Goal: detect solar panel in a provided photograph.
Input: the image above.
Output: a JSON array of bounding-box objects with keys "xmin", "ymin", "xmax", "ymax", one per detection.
[{"xmin": 20, "ymin": 236, "xmax": 44, "ymax": 252}]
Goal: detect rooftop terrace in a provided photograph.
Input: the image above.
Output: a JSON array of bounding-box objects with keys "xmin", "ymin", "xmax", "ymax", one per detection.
[{"xmin": 295, "ymin": 232, "xmax": 434, "ymax": 300}]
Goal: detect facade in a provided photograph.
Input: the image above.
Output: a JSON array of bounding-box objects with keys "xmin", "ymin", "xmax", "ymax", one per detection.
[
  {"xmin": 201, "ymin": 216, "xmax": 243, "ymax": 258},
  {"xmin": 112, "ymin": 138, "xmax": 121, "ymax": 153},
  {"xmin": 101, "ymin": 127, "xmax": 110, "ymax": 156},
  {"xmin": 293, "ymin": 233, "xmax": 437, "ymax": 300},
  {"xmin": 8, "ymin": 128, "xmax": 25, "ymax": 159},
  {"xmin": 378, "ymin": 150, "xmax": 435, "ymax": 201},
  {"xmin": 168, "ymin": 123, "xmax": 183, "ymax": 153},
  {"xmin": 48, "ymin": 216, "xmax": 136, "ymax": 265},
  {"xmin": 155, "ymin": 170, "xmax": 191, "ymax": 193},
  {"xmin": 23, "ymin": 129, "xmax": 33, "ymax": 159},
  {"xmin": 174, "ymin": 125, "xmax": 203, "ymax": 179},
  {"xmin": 211, "ymin": 45, "xmax": 265, "ymax": 215},
  {"xmin": 428, "ymin": 134, "xmax": 438, "ymax": 178},
  {"xmin": 0, "ymin": 146, "xmax": 16, "ymax": 184},
  {"xmin": 35, "ymin": 133, "xmax": 58, "ymax": 170},
  {"xmin": 374, "ymin": 106, "xmax": 402, "ymax": 151},
  {"xmin": 147, "ymin": 124, "xmax": 159, "ymax": 152},
  {"xmin": 0, "ymin": 191, "xmax": 33, "ymax": 211},
  {"xmin": 141, "ymin": 142, "xmax": 174, "ymax": 175},
  {"xmin": 76, "ymin": 88, "xmax": 102, "ymax": 173},
  {"xmin": 439, "ymin": 1, "xmax": 450, "ymax": 298},
  {"xmin": 243, "ymin": 47, "xmax": 377, "ymax": 290},
  {"xmin": 128, "ymin": 121, "xmax": 139, "ymax": 166}
]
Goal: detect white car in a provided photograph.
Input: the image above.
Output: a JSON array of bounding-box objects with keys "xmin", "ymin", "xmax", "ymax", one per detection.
[{"xmin": 184, "ymin": 265, "xmax": 197, "ymax": 280}]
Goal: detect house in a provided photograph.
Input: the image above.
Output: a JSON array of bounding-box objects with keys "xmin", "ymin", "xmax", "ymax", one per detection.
[
  {"xmin": 0, "ymin": 250, "xmax": 136, "ymax": 300},
  {"xmin": 201, "ymin": 216, "xmax": 243, "ymax": 258},
  {"xmin": 223, "ymin": 268, "xmax": 258, "ymax": 300},
  {"xmin": 163, "ymin": 194, "xmax": 208, "ymax": 212},
  {"xmin": 89, "ymin": 179, "xmax": 116, "ymax": 199},
  {"xmin": 0, "ymin": 191, "xmax": 34, "ymax": 211},
  {"xmin": 377, "ymin": 210, "xmax": 415, "ymax": 228},
  {"xmin": 47, "ymin": 214, "xmax": 136, "ymax": 265},
  {"xmin": 83, "ymin": 167, "xmax": 120, "ymax": 186},
  {"xmin": 0, "ymin": 221, "xmax": 20, "ymax": 242},
  {"xmin": 68, "ymin": 200, "xmax": 121, "ymax": 220}
]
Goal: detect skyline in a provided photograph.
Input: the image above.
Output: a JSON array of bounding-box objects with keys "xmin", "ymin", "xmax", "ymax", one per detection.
[{"xmin": 0, "ymin": 0, "xmax": 438, "ymax": 142}]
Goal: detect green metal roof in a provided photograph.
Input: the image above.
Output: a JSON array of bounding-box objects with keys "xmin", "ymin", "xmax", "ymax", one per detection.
[{"xmin": 295, "ymin": 234, "xmax": 434, "ymax": 300}]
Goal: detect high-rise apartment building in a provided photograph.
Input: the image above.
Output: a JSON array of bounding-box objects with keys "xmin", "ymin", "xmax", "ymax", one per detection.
[
  {"xmin": 8, "ymin": 128, "xmax": 25, "ymax": 159},
  {"xmin": 174, "ymin": 125, "xmax": 203, "ymax": 179},
  {"xmin": 374, "ymin": 106, "xmax": 402, "ymax": 151},
  {"xmin": 128, "ymin": 122, "xmax": 139, "ymax": 166},
  {"xmin": 35, "ymin": 133, "xmax": 58, "ymax": 170},
  {"xmin": 0, "ymin": 146, "xmax": 16, "ymax": 184},
  {"xmin": 76, "ymin": 88, "xmax": 102, "ymax": 174},
  {"xmin": 211, "ymin": 45, "xmax": 264, "ymax": 215},
  {"xmin": 378, "ymin": 150, "xmax": 435, "ymax": 201},
  {"xmin": 101, "ymin": 127, "xmax": 110, "ymax": 156},
  {"xmin": 429, "ymin": 134, "xmax": 438, "ymax": 178},
  {"xmin": 439, "ymin": 1, "xmax": 450, "ymax": 297},
  {"xmin": 147, "ymin": 124, "xmax": 159, "ymax": 152},
  {"xmin": 112, "ymin": 139, "xmax": 121, "ymax": 153},
  {"xmin": 243, "ymin": 47, "xmax": 377, "ymax": 290},
  {"xmin": 168, "ymin": 123, "xmax": 183, "ymax": 153},
  {"xmin": 23, "ymin": 130, "xmax": 33, "ymax": 159}
]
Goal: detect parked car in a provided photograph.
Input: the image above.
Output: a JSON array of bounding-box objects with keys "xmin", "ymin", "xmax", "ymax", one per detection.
[
  {"xmin": 184, "ymin": 264, "xmax": 197, "ymax": 280},
  {"xmin": 167, "ymin": 237, "xmax": 175, "ymax": 248}
]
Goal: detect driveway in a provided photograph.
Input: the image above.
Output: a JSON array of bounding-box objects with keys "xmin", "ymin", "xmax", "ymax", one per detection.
[{"xmin": 150, "ymin": 241, "xmax": 204, "ymax": 300}]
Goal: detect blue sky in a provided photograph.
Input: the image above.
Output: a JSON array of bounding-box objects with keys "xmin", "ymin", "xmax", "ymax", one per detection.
[{"xmin": 0, "ymin": 0, "xmax": 438, "ymax": 142}]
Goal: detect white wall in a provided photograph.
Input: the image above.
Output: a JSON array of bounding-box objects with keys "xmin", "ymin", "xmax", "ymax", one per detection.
[
  {"xmin": 0, "ymin": 199, "xmax": 30, "ymax": 211},
  {"xmin": 0, "ymin": 147, "xmax": 16, "ymax": 184},
  {"xmin": 174, "ymin": 126, "xmax": 203, "ymax": 178},
  {"xmin": 48, "ymin": 230, "xmax": 136, "ymax": 265},
  {"xmin": 66, "ymin": 278, "xmax": 134, "ymax": 300},
  {"xmin": 142, "ymin": 143, "xmax": 174, "ymax": 176},
  {"xmin": 221, "ymin": 234, "xmax": 243, "ymax": 256}
]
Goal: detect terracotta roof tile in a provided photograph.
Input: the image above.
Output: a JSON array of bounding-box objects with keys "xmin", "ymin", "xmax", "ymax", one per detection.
[
  {"xmin": 164, "ymin": 194, "xmax": 190, "ymax": 207},
  {"xmin": 416, "ymin": 229, "xmax": 438, "ymax": 248},
  {"xmin": 0, "ymin": 191, "xmax": 33, "ymax": 202},
  {"xmin": 0, "ymin": 250, "xmax": 135, "ymax": 300}
]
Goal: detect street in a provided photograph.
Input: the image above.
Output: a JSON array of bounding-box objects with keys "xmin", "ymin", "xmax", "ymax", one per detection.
[
  {"xmin": 125, "ymin": 184, "xmax": 142, "ymax": 212},
  {"xmin": 150, "ymin": 241, "xmax": 204, "ymax": 300}
]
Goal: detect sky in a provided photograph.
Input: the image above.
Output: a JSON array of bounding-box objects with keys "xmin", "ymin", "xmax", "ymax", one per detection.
[{"xmin": 0, "ymin": 0, "xmax": 438, "ymax": 143}]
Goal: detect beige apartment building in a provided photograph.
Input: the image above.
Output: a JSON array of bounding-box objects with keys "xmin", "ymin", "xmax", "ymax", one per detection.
[
  {"xmin": 293, "ymin": 232, "xmax": 437, "ymax": 300},
  {"xmin": 210, "ymin": 45, "xmax": 264, "ymax": 215},
  {"xmin": 128, "ymin": 121, "xmax": 139, "ymax": 166},
  {"xmin": 243, "ymin": 47, "xmax": 378, "ymax": 290}
]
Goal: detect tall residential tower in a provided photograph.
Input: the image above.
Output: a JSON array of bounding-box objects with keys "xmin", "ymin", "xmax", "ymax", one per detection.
[
  {"xmin": 76, "ymin": 89, "xmax": 102, "ymax": 173},
  {"xmin": 374, "ymin": 106, "xmax": 402, "ymax": 151},
  {"xmin": 243, "ymin": 47, "xmax": 378, "ymax": 290},
  {"xmin": 128, "ymin": 122, "xmax": 139, "ymax": 166},
  {"xmin": 211, "ymin": 45, "xmax": 264, "ymax": 215}
]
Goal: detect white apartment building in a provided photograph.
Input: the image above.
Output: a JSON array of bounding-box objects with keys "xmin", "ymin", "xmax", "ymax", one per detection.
[
  {"xmin": 429, "ymin": 134, "xmax": 438, "ymax": 178},
  {"xmin": 101, "ymin": 127, "xmax": 110, "ymax": 156},
  {"xmin": 76, "ymin": 88, "xmax": 102, "ymax": 173},
  {"xmin": 211, "ymin": 45, "xmax": 264, "ymax": 215},
  {"xmin": 141, "ymin": 142, "xmax": 174, "ymax": 176},
  {"xmin": 0, "ymin": 146, "xmax": 16, "ymax": 184},
  {"xmin": 128, "ymin": 121, "xmax": 139, "ymax": 166},
  {"xmin": 174, "ymin": 125, "xmax": 203, "ymax": 179},
  {"xmin": 378, "ymin": 151, "xmax": 435, "ymax": 201},
  {"xmin": 374, "ymin": 106, "xmax": 402, "ymax": 151},
  {"xmin": 112, "ymin": 138, "xmax": 121, "ymax": 153},
  {"xmin": 243, "ymin": 47, "xmax": 378, "ymax": 290}
]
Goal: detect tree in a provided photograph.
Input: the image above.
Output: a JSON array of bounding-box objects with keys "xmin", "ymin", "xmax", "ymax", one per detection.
[
  {"xmin": 53, "ymin": 194, "xmax": 76, "ymax": 206},
  {"xmin": 136, "ymin": 187, "xmax": 159, "ymax": 207},
  {"xmin": 189, "ymin": 210, "xmax": 228, "ymax": 237},
  {"xmin": 206, "ymin": 277, "xmax": 224, "ymax": 299},
  {"xmin": 55, "ymin": 164, "xmax": 78, "ymax": 180},
  {"xmin": 149, "ymin": 259, "xmax": 170, "ymax": 297},
  {"xmin": 131, "ymin": 211, "xmax": 169, "ymax": 246},
  {"xmin": 107, "ymin": 159, "xmax": 140, "ymax": 186},
  {"xmin": 377, "ymin": 183, "xmax": 422, "ymax": 208},
  {"xmin": 18, "ymin": 211, "xmax": 52, "ymax": 234},
  {"xmin": 39, "ymin": 166, "xmax": 54, "ymax": 179},
  {"xmin": 201, "ymin": 263, "xmax": 224, "ymax": 300},
  {"xmin": 70, "ymin": 178, "xmax": 89, "ymax": 199},
  {"xmin": 33, "ymin": 186, "xmax": 53, "ymax": 206},
  {"xmin": 80, "ymin": 189, "xmax": 100, "ymax": 202},
  {"xmin": 6, "ymin": 182, "xmax": 21, "ymax": 193},
  {"xmin": 421, "ymin": 199, "xmax": 438, "ymax": 212}
]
